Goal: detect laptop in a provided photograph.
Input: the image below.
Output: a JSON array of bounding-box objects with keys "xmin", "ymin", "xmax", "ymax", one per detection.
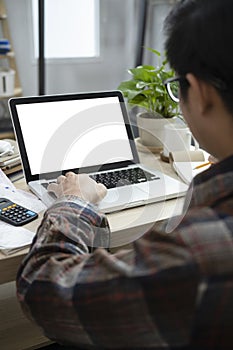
[{"xmin": 9, "ymin": 90, "xmax": 188, "ymax": 213}]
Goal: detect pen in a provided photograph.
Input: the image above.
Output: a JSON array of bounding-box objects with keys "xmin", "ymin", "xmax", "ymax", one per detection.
[{"xmin": 194, "ymin": 162, "xmax": 213, "ymax": 170}]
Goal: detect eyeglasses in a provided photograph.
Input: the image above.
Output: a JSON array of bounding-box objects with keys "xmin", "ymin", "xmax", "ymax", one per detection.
[
  {"xmin": 164, "ymin": 74, "xmax": 227, "ymax": 103},
  {"xmin": 163, "ymin": 76, "xmax": 188, "ymax": 103}
]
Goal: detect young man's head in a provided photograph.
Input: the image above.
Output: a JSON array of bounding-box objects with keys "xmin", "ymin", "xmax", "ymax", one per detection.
[{"xmin": 164, "ymin": 0, "xmax": 233, "ymax": 159}]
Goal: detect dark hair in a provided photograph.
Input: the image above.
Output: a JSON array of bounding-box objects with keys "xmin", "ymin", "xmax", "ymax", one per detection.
[{"xmin": 164, "ymin": 0, "xmax": 233, "ymax": 113}]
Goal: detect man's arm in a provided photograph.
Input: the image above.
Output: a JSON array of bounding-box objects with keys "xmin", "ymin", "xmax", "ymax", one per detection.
[{"xmin": 16, "ymin": 173, "xmax": 198, "ymax": 349}]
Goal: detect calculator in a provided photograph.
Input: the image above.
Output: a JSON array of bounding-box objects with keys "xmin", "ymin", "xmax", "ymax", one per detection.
[{"xmin": 0, "ymin": 198, "xmax": 38, "ymax": 226}]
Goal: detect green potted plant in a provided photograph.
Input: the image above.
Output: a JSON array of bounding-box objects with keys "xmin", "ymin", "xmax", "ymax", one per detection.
[{"xmin": 118, "ymin": 48, "xmax": 179, "ymax": 149}]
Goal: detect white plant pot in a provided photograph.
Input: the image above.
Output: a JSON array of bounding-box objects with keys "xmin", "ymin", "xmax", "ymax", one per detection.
[{"xmin": 137, "ymin": 112, "xmax": 177, "ymax": 149}]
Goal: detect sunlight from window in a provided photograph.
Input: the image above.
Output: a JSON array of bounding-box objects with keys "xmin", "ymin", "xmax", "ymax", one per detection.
[{"xmin": 32, "ymin": 0, "xmax": 99, "ymax": 59}]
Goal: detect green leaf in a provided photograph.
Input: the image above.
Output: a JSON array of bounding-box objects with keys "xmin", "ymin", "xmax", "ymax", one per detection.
[
  {"xmin": 128, "ymin": 94, "xmax": 149, "ymax": 110},
  {"xmin": 129, "ymin": 89, "xmax": 146, "ymax": 100},
  {"xmin": 141, "ymin": 65, "xmax": 156, "ymax": 71},
  {"xmin": 129, "ymin": 67, "xmax": 154, "ymax": 83},
  {"xmin": 136, "ymin": 81, "xmax": 149, "ymax": 89},
  {"xmin": 118, "ymin": 80, "xmax": 137, "ymax": 90},
  {"xmin": 117, "ymin": 82, "xmax": 134, "ymax": 97},
  {"xmin": 117, "ymin": 48, "xmax": 178, "ymax": 117},
  {"xmin": 155, "ymin": 86, "xmax": 165, "ymax": 94},
  {"xmin": 146, "ymin": 47, "xmax": 161, "ymax": 57}
]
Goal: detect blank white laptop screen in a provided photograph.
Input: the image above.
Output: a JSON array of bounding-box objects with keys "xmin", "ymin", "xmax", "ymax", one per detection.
[
  {"xmin": 15, "ymin": 96, "xmax": 134, "ymax": 175},
  {"xmin": 10, "ymin": 91, "xmax": 188, "ymax": 213}
]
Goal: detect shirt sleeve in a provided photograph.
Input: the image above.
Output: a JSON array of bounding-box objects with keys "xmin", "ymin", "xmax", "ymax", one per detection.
[{"xmin": 16, "ymin": 196, "xmax": 199, "ymax": 349}]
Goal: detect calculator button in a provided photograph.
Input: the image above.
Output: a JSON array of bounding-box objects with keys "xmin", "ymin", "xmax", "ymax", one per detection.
[{"xmin": 26, "ymin": 210, "xmax": 36, "ymax": 216}]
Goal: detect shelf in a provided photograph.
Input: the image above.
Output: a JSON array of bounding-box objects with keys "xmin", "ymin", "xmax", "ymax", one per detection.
[
  {"xmin": 0, "ymin": 87, "xmax": 22, "ymax": 99},
  {"xmin": 0, "ymin": 51, "xmax": 15, "ymax": 58},
  {"xmin": 2, "ymin": 163, "xmax": 22, "ymax": 175},
  {"xmin": 0, "ymin": 0, "xmax": 22, "ymax": 99},
  {"xmin": 0, "ymin": 131, "xmax": 15, "ymax": 139},
  {"xmin": 14, "ymin": 87, "xmax": 23, "ymax": 96}
]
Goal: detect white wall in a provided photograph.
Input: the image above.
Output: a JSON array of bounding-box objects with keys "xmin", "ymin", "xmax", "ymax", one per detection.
[
  {"xmin": 5, "ymin": 0, "xmax": 176, "ymax": 97},
  {"xmin": 5, "ymin": 0, "xmax": 136, "ymax": 96},
  {"xmin": 144, "ymin": 0, "xmax": 179, "ymax": 65}
]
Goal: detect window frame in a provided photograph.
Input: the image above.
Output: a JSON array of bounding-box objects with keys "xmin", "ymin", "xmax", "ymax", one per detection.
[{"xmin": 30, "ymin": 0, "xmax": 101, "ymax": 64}]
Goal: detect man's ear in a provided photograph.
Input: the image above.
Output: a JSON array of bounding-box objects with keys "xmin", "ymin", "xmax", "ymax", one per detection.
[{"xmin": 186, "ymin": 73, "xmax": 214, "ymax": 114}]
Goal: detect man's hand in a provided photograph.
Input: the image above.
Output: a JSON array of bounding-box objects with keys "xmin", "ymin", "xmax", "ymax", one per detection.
[{"xmin": 48, "ymin": 172, "xmax": 107, "ymax": 204}]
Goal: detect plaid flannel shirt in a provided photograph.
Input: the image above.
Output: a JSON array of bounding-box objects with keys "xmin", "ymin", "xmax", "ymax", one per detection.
[{"xmin": 16, "ymin": 155, "xmax": 233, "ymax": 349}]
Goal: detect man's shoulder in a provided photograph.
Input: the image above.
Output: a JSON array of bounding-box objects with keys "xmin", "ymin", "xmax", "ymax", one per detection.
[{"xmin": 176, "ymin": 206, "xmax": 233, "ymax": 276}]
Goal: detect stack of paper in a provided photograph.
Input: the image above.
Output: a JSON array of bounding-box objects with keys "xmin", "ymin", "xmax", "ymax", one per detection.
[
  {"xmin": 0, "ymin": 169, "xmax": 46, "ymax": 255},
  {"xmin": 169, "ymin": 150, "xmax": 211, "ymax": 184},
  {"xmin": 0, "ymin": 225, "xmax": 35, "ymax": 255},
  {"xmin": 0, "ymin": 139, "xmax": 21, "ymax": 175}
]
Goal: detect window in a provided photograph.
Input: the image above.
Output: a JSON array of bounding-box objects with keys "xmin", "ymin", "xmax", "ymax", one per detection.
[{"xmin": 32, "ymin": 0, "xmax": 100, "ymax": 59}]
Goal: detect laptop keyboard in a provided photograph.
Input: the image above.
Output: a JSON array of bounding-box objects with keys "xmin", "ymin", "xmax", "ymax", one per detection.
[
  {"xmin": 90, "ymin": 167, "xmax": 160, "ymax": 189},
  {"xmin": 42, "ymin": 167, "xmax": 160, "ymax": 191}
]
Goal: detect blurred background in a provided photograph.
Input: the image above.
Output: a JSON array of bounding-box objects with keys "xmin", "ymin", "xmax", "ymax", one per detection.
[{"xmin": 0, "ymin": 0, "xmax": 178, "ymax": 137}]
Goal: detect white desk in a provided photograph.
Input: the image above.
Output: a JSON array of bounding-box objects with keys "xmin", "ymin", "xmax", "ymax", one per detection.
[{"xmin": 0, "ymin": 150, "xmax": 185, "ymax": 350}]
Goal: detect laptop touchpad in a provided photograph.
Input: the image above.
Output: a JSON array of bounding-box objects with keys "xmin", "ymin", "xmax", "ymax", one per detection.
[{"xmin": 99, "ymin": 185, "xmax": 147, "ymax": 211}]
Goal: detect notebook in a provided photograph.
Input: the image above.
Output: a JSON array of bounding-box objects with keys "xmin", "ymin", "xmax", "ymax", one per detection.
[
  {"xmin": 169, "ymin": 149, "xmax": 211, "ymax": 184},
  {"xmin": 9, "ymin": 90, "xmax": 188, "ymax": 213}
]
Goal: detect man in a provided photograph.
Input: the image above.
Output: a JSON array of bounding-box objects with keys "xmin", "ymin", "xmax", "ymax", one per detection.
[{"xmin": 17, "ymin": 0, "xmax": 233, "ymax": 349}]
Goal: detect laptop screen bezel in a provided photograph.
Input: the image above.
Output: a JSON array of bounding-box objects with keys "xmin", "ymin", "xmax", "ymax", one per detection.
[{"xmin": 9, "ymin": 90, "xmax": 140, "ymax": 182}]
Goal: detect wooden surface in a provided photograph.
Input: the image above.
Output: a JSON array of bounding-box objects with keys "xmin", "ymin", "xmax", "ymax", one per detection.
[{"xmin": 0, "ymin": 149, "xmax": 185, "ymax": 350}]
